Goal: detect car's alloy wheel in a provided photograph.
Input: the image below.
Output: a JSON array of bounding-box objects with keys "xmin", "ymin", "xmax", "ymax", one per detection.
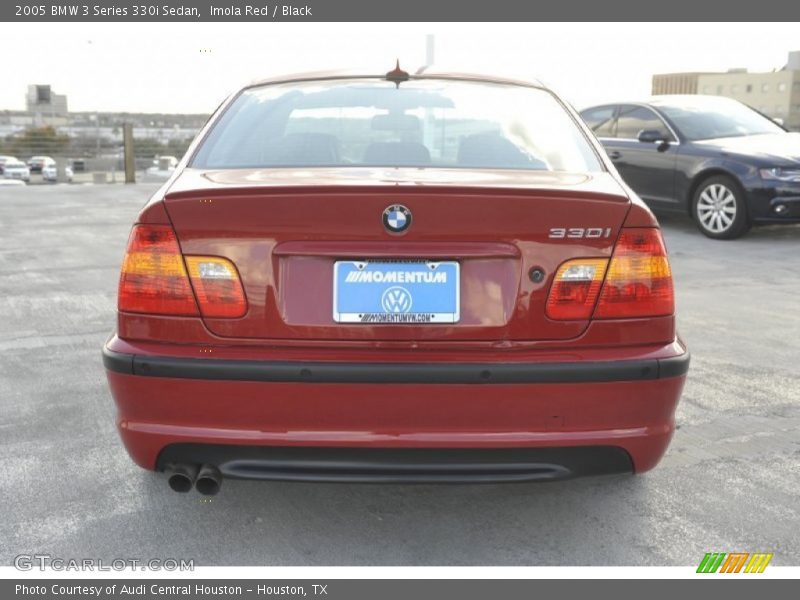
[{"xmin": 693, "ymin": 176, "xmax": 750, "ymax": 239}]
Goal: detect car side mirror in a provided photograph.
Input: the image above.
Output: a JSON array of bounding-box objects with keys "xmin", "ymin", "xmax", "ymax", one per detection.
[{"xmin": 637, "ymin": 129, "xmax": 667, "ymax": 144}]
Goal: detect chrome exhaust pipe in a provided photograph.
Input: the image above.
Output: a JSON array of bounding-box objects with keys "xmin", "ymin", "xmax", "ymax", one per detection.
[
  {"xmin": 195, "ymin": 464, "xmax": 222, "ymax": 496},
  {"xmin": 166, "ymin": 463, "xmax": 199, "ymax": 493}
]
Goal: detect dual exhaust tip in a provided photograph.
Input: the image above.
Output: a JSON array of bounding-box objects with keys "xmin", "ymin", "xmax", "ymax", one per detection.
[{"xmin": 167, "ymin": 464, "xmax": 222, "ymax": 495}]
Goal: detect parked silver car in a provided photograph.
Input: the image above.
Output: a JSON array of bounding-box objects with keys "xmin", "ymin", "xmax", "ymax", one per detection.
[
  {"xmin": 0, "ymin": 155, "xmax": 19, "ymax": 175},
  {"xmin": 2, "ymin": 159, "xmax": 31, "ymax": 182},
  {"xmin": 42, "ymin": 162, "xmax": 74, "ymax": 183}
]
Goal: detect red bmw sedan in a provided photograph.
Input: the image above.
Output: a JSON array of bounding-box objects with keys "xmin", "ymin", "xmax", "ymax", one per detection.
[{"xmin": 103, "ymin": 66, "xmax": 689, "ymax": 495}]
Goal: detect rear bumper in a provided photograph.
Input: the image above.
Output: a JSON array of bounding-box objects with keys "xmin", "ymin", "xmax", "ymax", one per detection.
[
  {"xmin": 103, "ymin": 346, "xmax": 689, "ymax": 384},
  {"xmin": 156, "ymin": 445, "xmax": 634, "ymax": 483},
  {"xmin": 103, "ymin": 339, "xmax": 689, "ymax": 481}
]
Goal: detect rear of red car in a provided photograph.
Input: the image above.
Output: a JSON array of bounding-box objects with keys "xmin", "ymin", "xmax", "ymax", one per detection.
[{"xmin": 103, "ymin": 72, "xmax": 688, "ymax": 493}]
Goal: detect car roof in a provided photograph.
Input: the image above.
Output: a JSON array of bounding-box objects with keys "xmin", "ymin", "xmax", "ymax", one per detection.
[
  {"xmin": 583, "ymin": 95, "xmax": 743, "ymax": 111},
  {"xmin": 243, "ymin": 67, "xmax": 546, "ymax": 91}
]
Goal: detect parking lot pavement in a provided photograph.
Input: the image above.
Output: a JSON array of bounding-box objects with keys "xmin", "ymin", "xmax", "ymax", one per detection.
[
  {"xmin": 17, "ymin": 170, "xmax": 172, "ymax": 185},
  {"xmin": 1, "ymin": 184, "xmax": 798, "ymax": 567}
]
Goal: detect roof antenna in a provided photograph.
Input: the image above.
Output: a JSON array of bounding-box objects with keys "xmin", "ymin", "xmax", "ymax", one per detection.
[{"xmin": 385, "ymin": 59, "xmax": 410, "ymax": 87}]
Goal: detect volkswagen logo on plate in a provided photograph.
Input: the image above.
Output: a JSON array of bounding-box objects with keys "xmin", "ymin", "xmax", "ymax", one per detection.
[
  {"xmin": 381, "ymin": 286, "xmax": 413, "ymax": 313},
  {"xmin": 382, "ymin": 204, "xmax": 412, "ymax": 234}
]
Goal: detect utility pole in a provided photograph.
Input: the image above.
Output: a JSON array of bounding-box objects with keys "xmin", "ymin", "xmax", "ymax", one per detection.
[
  {"xmin": 123, "ymin": 123, "xmax": 135, "ymax": 184},
  {"xmin": 426, "ymin": 34, "xmax": 435, "ymax": 66},
  {"xmin": 95, "ymin": 112, "xmax": 100, "ymax": 155},
  {"xmin": 423, "ymin": 34, "xmax": 436, "ymax": 152}
]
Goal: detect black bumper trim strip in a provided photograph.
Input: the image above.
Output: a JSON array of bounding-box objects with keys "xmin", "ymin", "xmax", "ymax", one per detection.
[
  {"xmin": 157, "ymin": 445, "xmax": 634, "ymax": 483},
  {"xmin": 103, "ymin": 345, "xmax": 689, "ymax": 384},
  {"xmin": 103, "ymin": 347, "xmax": 133, "ymax": 375},
  {"xmin": 658, "ymin": 352, "xmax": 692, "ymax": 379}
]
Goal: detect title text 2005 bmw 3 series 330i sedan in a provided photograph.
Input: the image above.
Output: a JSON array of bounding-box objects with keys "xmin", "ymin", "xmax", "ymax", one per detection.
[{"xmin": 102, "ymin": 66, "xmax": 690, "ymax": 495}]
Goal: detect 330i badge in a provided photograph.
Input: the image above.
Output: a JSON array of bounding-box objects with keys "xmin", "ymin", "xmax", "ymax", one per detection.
[{"xmin": 102, "ymin": 63, "xmax": 690, "ymax": 495}]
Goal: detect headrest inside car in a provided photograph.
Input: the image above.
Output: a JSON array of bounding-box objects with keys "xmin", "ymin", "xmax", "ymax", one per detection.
[
  {"xmin": 261, "ymin": 133, "xmax": 341, "ymax": 166},
  {"xmin": 363, "ymin": 142, "xmax": 431, "ymax": 166},
  {"xmin": 457, "ymin": 132, "xmax": 547, "ymax": 169}
]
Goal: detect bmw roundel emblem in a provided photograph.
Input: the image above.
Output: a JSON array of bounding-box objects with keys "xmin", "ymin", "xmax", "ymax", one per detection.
[{"xmin": 382, "ymin": 204, "xmax": 412, "ymax": 234}]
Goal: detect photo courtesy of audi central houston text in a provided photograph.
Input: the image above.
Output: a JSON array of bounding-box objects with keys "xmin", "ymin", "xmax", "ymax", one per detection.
[{"xmin": 102, "ymin": 67, "xmax": 690, "ymax": 495}]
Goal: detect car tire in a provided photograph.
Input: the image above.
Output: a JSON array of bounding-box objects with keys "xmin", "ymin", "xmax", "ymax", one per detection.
[{"xmin": 692, "ymin": 175, "xmax": 750, "ymax": 240}]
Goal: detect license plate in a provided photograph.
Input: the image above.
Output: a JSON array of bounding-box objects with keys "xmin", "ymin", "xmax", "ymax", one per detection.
[{"xmin": 333, "ymin": 261, "xmax": 460, "ymax": 324}]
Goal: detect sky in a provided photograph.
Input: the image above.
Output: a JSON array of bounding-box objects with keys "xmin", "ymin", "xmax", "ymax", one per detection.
[{"xmin": 0, "ymin": 22, "xmax": 798, "ymax": 114}]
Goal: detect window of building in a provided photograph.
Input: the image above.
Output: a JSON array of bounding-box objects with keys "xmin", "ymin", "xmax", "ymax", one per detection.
[
  {"xmin": 716, "ymin": 85, "xmax": 724, "ymax": 94},
  {"xmin": 703, "ymin": 86, "xmax": 711, "ymax": 94},
  {"xmin": 730, "ymin": 84, "xmax": 739, "ymax": 94},
  {"xmin": 746, "ymin": 84, "xmax": 753, "ymax": 93},
  {"xmin": 775, "ymin": 106, "xmax": 785, "ymax": 115},
  {"xmin": 762, "ymin": 83, "xmax": 770, "ymax": 92},
  {"xmin": 777, "ymin": 82, "xmax": 787, "ymax": 93}
]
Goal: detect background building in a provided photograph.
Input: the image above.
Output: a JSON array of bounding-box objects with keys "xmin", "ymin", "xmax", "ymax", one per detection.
[
  {"xmin": 25, "ymin": 84, "xmax": 69, "ymax": 125},
  {"xmin": 0, "ymin": 84, "xmax": 210, "ymax": 178},
  {"xmin": 651, "ymin": 72, "xmax": 714, "ymax": 95},
  {"xmin": 652, "ymin": 51, "xmax": 800, "ymax": 131}
]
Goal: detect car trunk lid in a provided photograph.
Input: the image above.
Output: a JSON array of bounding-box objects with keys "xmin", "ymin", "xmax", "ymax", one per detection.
[{"xmin": 163, "ymin": 167, "xmax": 631, "ymax": 342}]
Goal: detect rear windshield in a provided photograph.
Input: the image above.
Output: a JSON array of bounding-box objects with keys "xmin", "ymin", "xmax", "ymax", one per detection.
[{"xmin": 192, "ymin": 78, "xmax": 603, "ymax": 172}]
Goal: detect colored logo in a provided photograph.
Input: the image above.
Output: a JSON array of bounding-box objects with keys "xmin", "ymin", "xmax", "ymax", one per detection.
[
  {"xmin": 697, "ymin": 552, "xmax": 773, "ymax": 573},
  {"xmin": 382, "ymin": 204, "xmax": 412, "ymax": 233},
  {"xmin": 381, "ymin": 286, "xmax": 413, "ymax": 313}
]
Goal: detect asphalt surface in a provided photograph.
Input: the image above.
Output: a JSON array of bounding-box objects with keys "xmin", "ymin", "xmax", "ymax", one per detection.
[{"xmin": 1, "ymin": 183, "xmax": 798, "ymax": 567}]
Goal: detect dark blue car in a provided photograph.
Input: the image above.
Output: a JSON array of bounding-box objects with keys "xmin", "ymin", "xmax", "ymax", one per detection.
[{"xmin": 581, "ymin": 96, "xmax": 800, "ymax": 239}]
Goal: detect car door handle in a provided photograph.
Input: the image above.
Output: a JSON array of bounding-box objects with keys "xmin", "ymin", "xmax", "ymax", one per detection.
[{"xmin": 607, "ymin": 150, "xmax": 622, "ymax": 160}]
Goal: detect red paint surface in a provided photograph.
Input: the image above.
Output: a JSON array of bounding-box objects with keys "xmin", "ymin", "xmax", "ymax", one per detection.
[
  {"xmin": 105, "ymin": 120, "xmax": 687, "ymax": 476},
  {"xmin": 107, "ymin": 365, "xmax": 685, "ymax": 473}
]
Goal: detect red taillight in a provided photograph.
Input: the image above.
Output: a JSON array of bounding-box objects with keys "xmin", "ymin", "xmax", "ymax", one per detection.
[
  {"xmin": 118, "ymin": 225, "xmax": 199, "ymax": 316},
  {"xmin": 185, "ymin": 256, "xmax": 247, "ymax": 318},
  {"xmin": 118, "ymin": 225, "xmax": 247, "ymax": 318},
  {"xmin": 545, "ymin": 228, "xmax": 674, "ymax": 321},
  {"xmin": 546, "ymin": 258, "xmax": 609, "ymax": 320},
  {"xmin": 594, "ymin": 228, "xmax": 674, "ymax": 319}
]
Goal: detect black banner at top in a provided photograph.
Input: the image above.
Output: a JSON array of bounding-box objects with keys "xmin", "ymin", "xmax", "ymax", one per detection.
[{"xmin": 3, "ymin": 0, "xmax": 800, "ymax": 21}]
